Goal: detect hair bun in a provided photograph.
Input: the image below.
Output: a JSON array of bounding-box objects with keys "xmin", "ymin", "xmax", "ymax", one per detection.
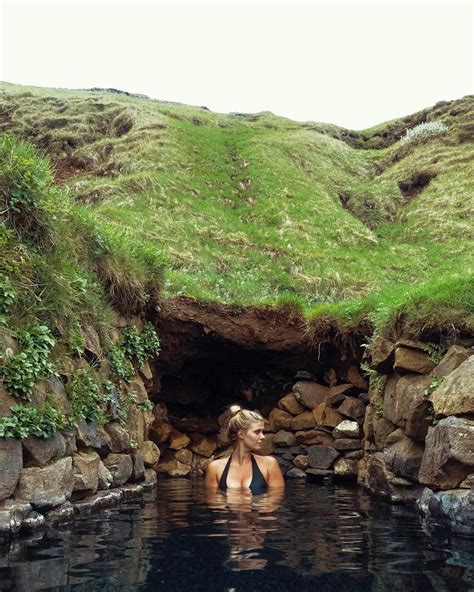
[{"xmin": 228, "ymin": 404, "xmax": 242, "ymax": 417}]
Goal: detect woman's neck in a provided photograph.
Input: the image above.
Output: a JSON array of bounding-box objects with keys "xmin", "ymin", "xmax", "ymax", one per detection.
[{"xmin": 232, "ymin": 443, "xmax": 253, "ymax": 465}]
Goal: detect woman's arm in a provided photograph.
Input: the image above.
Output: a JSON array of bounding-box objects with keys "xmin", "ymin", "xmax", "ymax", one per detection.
[
  {"xmin": 267, "ymin": 456, "xmax": 285, "ymax": 488},
  {"xmin": 204, "ymin": 459, "xmax": 219, "ymax": 489}
]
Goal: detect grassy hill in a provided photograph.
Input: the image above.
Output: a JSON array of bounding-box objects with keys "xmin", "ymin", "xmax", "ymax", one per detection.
[{"xmin": 0, "ymin": 81, "xmax": 473, "ymax": 346}]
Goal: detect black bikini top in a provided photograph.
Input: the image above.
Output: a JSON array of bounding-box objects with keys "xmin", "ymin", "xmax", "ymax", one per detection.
[{"xmin": 218, "ymin": 454, "xmax": 268, "ymax": 494}]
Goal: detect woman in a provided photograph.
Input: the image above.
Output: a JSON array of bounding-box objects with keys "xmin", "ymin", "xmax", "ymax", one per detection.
[{"xmin": 205, "ymin": 405, "xmax": 285, "ymax": 492}]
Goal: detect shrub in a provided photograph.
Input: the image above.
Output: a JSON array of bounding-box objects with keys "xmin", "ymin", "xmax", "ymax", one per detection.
[
  {"xmin": 123, "ymin": 322, "xmax": 161, "ymax": 366},
  {"xmin": 108, "ymin": 346, "xmax": 134, "ymax": 382},
  {"xmin": 67, "ymin": 369, "xmax": 105, "ymax": 424},
  {"xmin": 0, "ymin": 275, "xmax": 16, "ymax": 316},
  {"xmin": 400, "ymin": 121, "xmax": 448, "ymax": 144},
  {"xmin": 0, "ymin": 401, "xmax": 66, "ymax": 439}
]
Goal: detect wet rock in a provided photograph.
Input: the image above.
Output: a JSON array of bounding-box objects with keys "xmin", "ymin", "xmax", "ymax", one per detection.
[
  {"xmin": 140, "ymin": 440, "xmax": 161, "ymax": 466},
  {"xmin": 190, "ymin": 433, "xmax": 217, "ymax": 457},
  {"xmin": 143, "ymin": 468, "xmax": 157, "ymax": 487},
  {"xmin": 334, "ymin": 457, "xmax": 358, "ymax": 477},
  {"xmin": 278, "ymin": 393, "xmax": 306, "ymax": 416},
  {"xmin": 156, "ymin": 459, "xmax": 191, "ymax": 477},
  {"xmin": 276, "ymin": 457, "xmax": 292, "ymax": 475},
  {"xmin": 394, "ymin": 345, "xmax": 436, "ymax": 374},
  {"xmin": 291, "ymin": 410, "xmax": 316, "ymax": 431},
  {"xmin": 337, "ymin": 397, "xmax": 366, "ymax": 422},
  {"xmin": 363, "ymin": 336, "xmax": 395, "ymax": 374},
  {"xmin": 344, "ymin": 366, "xmax": 368, "ymax": 390},
  {"xmin": 333, "ymin": 420, "xmax": 360, "ymax": 439},
  {"xmin": 430, "ymin": 356, "xmax": 474, "ymax": 416},
  {"xmin": 432, "ymin": 345, "xmax": 473, "ymax": 378},
  {"xmin": 306, "ymin": 468, "xmax": 333, "ymax": 480},
  {"xmin": 104, "ymin": 422, "xmax": 130, "ymax": 452},
  {"xmin": 21, "ymin": 510, "xmax": 45, "ymax": 531},
  {"xmin": 417, "ymin": 487, "xmax": 474, "ymax": 536},
  {"xmin": 131, "ymin": 450, "xmax": 145, "ymax": 482},
  {"xmin": 103, "ymin": 454, "xmax": 133, "ymax": 487},
  {"xmin": 293, "ymin": 380, "xmax": 330, "ymax": 409},
  {"xmin": 293, "ymin": 454, "xmax": 309, "ymax": 470},
  {"xmin": 383, "ymin": 374, "xmax": 432, "ymax": 441},
  {"xmin": 0, "ymin": 500, "xmax": 31, "ymax": 535},
  {"xmin": 0, "ymin": 439, "xmax": 22, "ymax": 500},
  {"xmin": 72, "ymin": 451, "xmax": 100, "ymax": 497},
  {"xmin": 383, "ymin": 429, "xmax": 424, "ymax": 481},
  {"xmin": 168, "ymin": 430, "xmax": 191, "ymax": 450},
  {"xmin": 176, "ymin": 448, "xmax": 193, "ymax": 465},
  {"xmin": 73, "ymin": 489, "xmax": 123, "ymax": 514},
  {"xmin": 333, "ymin": 439, "xmax": 361, "ymax": 451},
  {"xmin": 419, "ymin": 417, "xmax": 474, "ymax": 489},
  {"xmin": 98, "ymin": 460, "xmax": 113, "ymax": 490},
  {"xmin": 268, "ymin": 408, "xmax": 292, "ymax": 431},
  {"xmin": 308, "ymin": 445, "xmax": 339, "ymax": 469},
  {"xmin": 286, "ymin": 468, "xmax": 307, "ymax": 479},
  {"xmin": 295, "ymin": 428, "xmax": 334, "ymax": 446},
  {"xmin": 313, "ymin": 402, "xmax": 344, "ymax": 428},
  {"xmin": 15, "ymin": 457, "xmax": 74, "ymax": 509},
  {"xmin": 122, "ymin": 484, "xmax": 144, "ymax": 501},
  {"xmin": 273, "ymin": 430, "xmax": 297, "ymax": 446},
  {"xmin": 44, "ymin": 501, "xmax": 74, "ymax": 525},
  {"xmin": 23, "ymin": 433, "xmax": 66, "ymax": 466}
]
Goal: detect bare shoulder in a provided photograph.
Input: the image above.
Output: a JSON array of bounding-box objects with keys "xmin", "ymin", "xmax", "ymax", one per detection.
[
  {"xmin": 255, "ymin": 454, "xmax": 279, "ymax": 469},
  {"xmin": 207, "ymin": 456, "xmax": 228, "ymax": 472}
]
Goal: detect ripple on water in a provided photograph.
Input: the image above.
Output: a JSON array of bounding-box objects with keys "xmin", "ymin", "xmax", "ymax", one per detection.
[{"xmin": 0, "ymin": 480, "xmax": 473, "ymax": 591}]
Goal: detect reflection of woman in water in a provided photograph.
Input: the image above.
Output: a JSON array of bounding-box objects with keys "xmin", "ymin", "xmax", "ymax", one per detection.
[{"xmin": 205, "ymin": 405, "xmax": 285, "ymax": 492}]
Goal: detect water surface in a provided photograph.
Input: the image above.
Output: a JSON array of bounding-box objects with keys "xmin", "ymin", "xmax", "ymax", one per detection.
[{"xmin": 1, "ymin": 480, "xmax": 473, "ymax": 591}]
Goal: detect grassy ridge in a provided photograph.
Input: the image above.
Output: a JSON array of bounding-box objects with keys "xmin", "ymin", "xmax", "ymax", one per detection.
[{"xmin": 0, "ymin": 82, "xmax": 473, "ymax": 342}]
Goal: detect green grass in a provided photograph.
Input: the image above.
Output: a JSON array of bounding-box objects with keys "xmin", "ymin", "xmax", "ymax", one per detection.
[{"xmin": 0, "ymin": 81, "xmax": 473, "ymax": 343}]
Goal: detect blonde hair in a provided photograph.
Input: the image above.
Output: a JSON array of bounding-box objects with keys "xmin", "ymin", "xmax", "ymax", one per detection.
[{"xmin": 227, "ymin": 404, "xmax": 264, "ymax": 442}]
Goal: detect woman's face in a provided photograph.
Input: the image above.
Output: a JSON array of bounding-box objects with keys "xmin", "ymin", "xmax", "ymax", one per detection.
[{"xmin": 239, "ymin": 420, "xmax": 265, "ymax": 451}]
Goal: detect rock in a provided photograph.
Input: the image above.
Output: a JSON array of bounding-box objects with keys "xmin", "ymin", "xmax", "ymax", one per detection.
[
  {"xmin": 337, "ymin": 397, "xmax": 366, "ymax": 421},
  {"xmin": 172, "ymin": 416, "xmax": 219, "ymax": 434},
  {"xmin": 168, "ymin": 430, "xmax": 191, "ymax": 450},
  {"xmin": 126, "ymin": 375, "xmax": 149, "ymax": 404},
  {"xmin": 333, "ymin": 420, "xmax": 360, "ymax": 439},
  {"xmin": 21, "ymin": 510, "xmax": 46, "ymax": 531},
  {"xmin": 334, "ymin": 457, "xmax": 358, "ymax": 477},
  {"xmin": 313, "ymin": 402, "xmax": 345, "ymax": 428},
  {"xmin": 358, "ymin": 392, "xmax": 370, "ymax": 405},
  {"xmin": 383, "ymin": 429, "xmax": 424, "ymax": 480},
  {"xmin": 363, "ymin": 336, "xmax": 395, "ymax": 374},
  {"xmin": 103, "ymin": 454, "xmax": 133, "ymax": 487},
  {"xmin": 383, "ymin": 374, "xmax": 432, "ymax": 441},
  {"xmin": 81, "ymin": 325, "xmax": 101, "ymax": 356},
  {"xmin": 44, "ymin": 501, "xmax": 74, "ymax": 525},
  {"xmin": 323, "ymin": 368, "xmax": 337, "ymax": 387},
  {"xmin": 62, "ymin": 428, "xmax": 77, "ymax": 456},
  {"xmin": 293, "ymin": 454, "xmax": 309, "ymax": 470},
  {"xmin": 333, "ymin": 439, "xmax": 361, "ymax": 451},
  {"xmin": 126, "ymin": 405, "xmax": 146, "ymax": 446},
  {"xmin": 345, "ymin": 450, "xmax": 364, "ymax": 460},
  {"xmin": 143, "ymin": 468, "xmax": 157, "ymax": 487},
  {"xmin": 306, "ymin": 468, "xmax": 333, "ymax": 479},
  {"xmin": 176, "ymin": 448, "xmax": 193, "ymax": 465},
  {"xmin": 138, "ymin": 359, "xmax": 153, "ymax": 381},
  {"xmin": 327, "ymin": 392, "xmax": 347, "ymax": 407},
  {"xmin": 140, "ymin": 440, "xmax": 161, "ymax": 466},
  {"xmin": 373, "ymin": 416, "xmax": 398, "ymax": 449},
  {"xmin": 363, "ymin": 404, "xmax": 375, "ymax": 441},
  {"xmin": 308, "ymin": 445, "xmax": 339, "ymax": 469},
  {"xmin": 431, "ymin": 345, "xmax": 473, "ymax": 378},
  {"xmin": 275, "ymin": 457, "xmax": 292, "ymax": 475},
  {"xmin": 0, "ymin": 439, "xmax": 23, "ymax": 500},
  {"xmin": 329, "ymin": 384, "xmax": 355, "ymax": 399},
  {"xmin": 122, "ymin": 484, "xmax": 144, "ymax": 501},
  {"xmin": 417, "ymin": 487, "xmax": 474, "ymax": 536},
  {"xmin": 156, "ymin": 459, "xmax": 191, "ymax": 477},
  {"xmin": 192, "ymin": 453, "xmax": 210, "ymax": 472},
  {"xmin": 419, "ymin": 417, "xmax": 474, "ymax": 489},
  {"xmin": 0, "ymin": 500, "xmax": 31, "ymax": 535},
  {"xmin": 259, "ymin": 432, "xmax": 275, "ymax": 455},
  {"xmin": 286, "ymin": 468, "xmax": 307, "ymax": 479},
  {"xmin": 273, "ymin": 430, "xmax": 297, "ymax": 446},
  {"xmin": 33, "ymin": 376, "xmax": 70, "ymax": 416},
  {"xmin": 268, "ymin": 408, "xmax": 293, "ymax": 431},
  {"xmin": 293, "ymin": 381, "xmax": 330, "ymax": 409},
  {"xmin": 73, "ymin": 489, "xmax": 122, "ymax": 514},
  {"xmin": 394, "ymin": 346, "xmax": 436, "ymax": 374},
  {"xmin": 153, "ymin": 402, "xmax": 168, "ymax": 421},
  {"xmin": 98, "ymin": 460, "xmax": 113, "ymax": 490},
  {"xmin": 278, "ymin": 393, "xmax": 306, "ymax": 416},
  {"xmin": 291, "ymin": 410, "xmax": 316, "ymax": 431},
  {"xmin": 344, "ymin": 366, "xmax": 368, "ymax": 390},
  {"xmin": 430, "ymin": 356, "xmax": 474, "ymax": 416},
  {"xmin": 190, "ymin": 433, "xmax": 217, "ymax": 457},
  {"xmin": 75, "ymin": 420, "xmax": 104, "ymax": 449},
  {"xmin": 131, "ymin": 450, "xmax": 145, "ymax": 482},
  {"xmin": 149, "ymin": 420, "xmax": 173, "ymax": 444},
  {"xmin": 0, "ymin": 380, "xmax": 17, "ymax": 417},
  {"xmin": 273, "ymin": 445, "xmax": 305, "ymax": 456},
  {"xmin": 104, "ymin": 422, "xmax": 130, "ymax": 452},
  {"xmin": 295, "ymin": 429, "xmax": 334, "ymax": 446},
  {"xmin": 72, "ymin": 451, "xmax": 100, "ymax": 497},
  {"xmin": 15, "ymin": 457, "xmax": 74, "ymax": 509},
  {"xmin": 22, "ymin": 433, "xmax": 66, "ymax": 467}
]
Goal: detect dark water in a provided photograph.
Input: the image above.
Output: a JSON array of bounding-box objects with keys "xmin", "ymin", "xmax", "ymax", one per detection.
[{"xmin": 1, "ymin": 480, "xmax": 473, "ymax": 591}]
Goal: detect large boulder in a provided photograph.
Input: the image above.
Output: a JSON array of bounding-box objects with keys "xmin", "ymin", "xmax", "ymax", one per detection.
[
  {"xmin": 362, "ymin": 336, "xmax": 395, "ymax": 374},
  {"xmin": 190, "ymin": 433, "xmax": 217, "ymax": 458},
  {"xmin": 393, "ymin": 343, "xmax": 436, "ymax": 374},
  {"xmin": 295, "ymin": 429, "xmax": 334, "ymax": 446},
  {"xmin": 268, "ymin": 408, "xmax": 292, "ymax": 431},
  {"xmin": 312, "ymin": 403, "xmax": 344, "ymax": 428},
  {"xmin": 0, "ymin": 439, "xmax": 22, "ymax": 500},
  {"xmin": 0, "ymin": 500, "xmax": 31, "ymax": 535},
  {"xmin": 126, "ymin": 405, "xmax": 146, "ymax": 446},
  {"xmin": 72, "ymin": 451, "xmax": 100, "ymax": 497},
  {"xmin": 334, "ymin": 457, "xmax": 358, "ymax": 477},
  {"xmin": 431, "ymin": 345, "xmax": 473, "ymax": 378},
  {"xmin": 383, "ymin": 429, "xmax": 424, "ymax": 481},
  {"xmin": 149, "ymin": 420, "xmax": 173, "ymax": 444},
  {"xmin": 156, "ymin": 459, "xmax": 191, "ymax": 477},
  {"xmin": 273, "ymin": 430, "xmax": 297, "ymax": 446},
  {"xmin": 15, "ymin": 457, "xmax": 74, "ymax": 509},
  {"xmin": 98, "ymin": 460, "xmax": 113, "ymax": 490},
  {"xmin": 307, "ymin": 445, "xmax": 339, "ymax": 469},
  {"xmin": 291, "ymin": 410, "xmax": 316, "ymax": 431},
  {"xmin": 22, "ymin": 433, "xmax": 66, "ymax": 466},
  {"xmin": 140, "ymin": 440, "xmax": 161, "ymax": 466},
  {"xmin": 293, "ymin": 381, "xmax": 330, "ymax": 409},
  {"xmin": 343, "ymin": 366, "xmax": 368, "ymax": 390},
  {"xmin": 168, "ymin": 430, "xmax": 191, "ymax": 450},
  {"xmin": 430, "ymin": 356, "xmax": 474, "ymax": 416},
  {"xmin": 103, "ymin": 454, "xmax": 133, "ymax": 487},
  {"xmin": 104, "ymin": 422, "xmax": 130, "ymax": 452},
  {"xmin": 417, "ymin": 487, "xmax": 474, "ymax": 536},
  {"xmin": 278, "ymin": 393, "xmax": 306, "ymax": 416},
  {"xmin": 373, "ymin": 416, "xmax": 398, "ymax": 449},
  {"xmin": 337, "ymin": 398, "xmax": 366, "ymax": 422},
  {"xmin": 419, "ymin": 417, "xmax": 474, "ymax": 489},
  {"xmin": 383, "ymin": 374, "xmax": 432, "ymax": 441}
]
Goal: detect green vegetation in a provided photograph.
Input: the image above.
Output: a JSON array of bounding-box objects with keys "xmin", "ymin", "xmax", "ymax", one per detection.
[
  {"xmin": 0, "ymin": 400, "xmax": 66, "ymax": 439},
  {"xmin": 0, "ymin": 82, "xmax": 472, "ymax": 347},
  {"xmin": 67, "ymin": 368, "xmax": 105, "ymax": 424},
  {"xmin": 123, "ymin": 322, "xmax": 161, "ymax": 366},
  {"xmin": 108, "ymin": 346, "xmax": 134, "ymax": 382}
]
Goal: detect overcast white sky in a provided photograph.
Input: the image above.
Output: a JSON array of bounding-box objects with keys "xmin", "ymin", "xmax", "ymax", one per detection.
[{"xmin": 1, "ymin": 0, "xmax": 472, "ymax": 129}]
